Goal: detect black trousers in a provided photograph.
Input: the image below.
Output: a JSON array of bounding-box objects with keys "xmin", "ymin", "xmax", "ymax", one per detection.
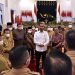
[
  {"xmin": 28, "ymin": 48, "xmax": 34, "ymax": 61},
  {"xmin": 35, "ymin": 50, "xmax": 46, "ymax": 72},
  {"xmin": 52, "ymin": 42, "xmax": 62, "ymax": 51}
]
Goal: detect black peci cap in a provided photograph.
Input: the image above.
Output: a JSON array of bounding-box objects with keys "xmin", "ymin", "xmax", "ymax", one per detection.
[{"xmin": 7, "ymin": 22, "xmax": 12, "ymax": 26}]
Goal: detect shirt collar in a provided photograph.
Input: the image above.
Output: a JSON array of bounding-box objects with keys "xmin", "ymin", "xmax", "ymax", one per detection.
[{"xmin": 38, "ymin": 30, "xmax": 44, "ymax": 33}]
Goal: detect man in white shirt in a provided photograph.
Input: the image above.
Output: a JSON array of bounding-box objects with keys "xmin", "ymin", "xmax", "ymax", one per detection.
[{"xmin": 34, "ymin": 22, "xmax": 49, "ymax": 72}]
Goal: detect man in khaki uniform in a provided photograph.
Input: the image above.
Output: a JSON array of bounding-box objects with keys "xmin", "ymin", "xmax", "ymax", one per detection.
[
  {"xmin": 0, "ymin": 54, "xmax": 10, "ymax": 73},
  {"xmin": 0, "ymin": 40, "xmax": 10, "ymax": 73},
  {"xmin": 0, "ymin": 34, "xmax": 4, "ymax": 53},
  {"xmin": 2, "ymin": 46, "xmax": 40, "ymax": 75},
  {"xmin": 3, "ymin": 29, "xmax": 14, "ymax": 52},
  {"xmin": 2, "ymin": 29, "xmax": 14, "ymax": 58},
  {"xmin": 65, "ymin": 30, "xmax": 75, "ymax": 75}
]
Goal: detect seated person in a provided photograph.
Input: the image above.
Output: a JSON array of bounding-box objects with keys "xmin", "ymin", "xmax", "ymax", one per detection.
[
  {"xmin": 2, "ymin": 45, "xmax": 40, "ymax": 75},
  {"xmin": 44, "ymin": 49, "xmax": 72, "ymax": 75}
]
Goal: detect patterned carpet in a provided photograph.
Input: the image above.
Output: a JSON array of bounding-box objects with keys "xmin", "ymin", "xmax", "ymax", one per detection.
[{"xmin": 28, "ymin": 58, "xmax": 43, "ymax": 75}]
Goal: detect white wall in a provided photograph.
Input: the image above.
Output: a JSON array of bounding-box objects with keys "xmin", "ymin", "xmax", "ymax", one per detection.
[
  {"xmin": 13, "ymin": 0, "xmax": 36, "ymax": 22},
  {"xmin": 0, "ymin": 0, "xmax": 75, "ymax": 24},
  {"xmin": 0, "ymin": 0, "xmax": 7, "ymax": 29},
  {"xmin": 71, "ymin": 0, "xmax": 75, "ymax": 22},
  {"xmin": 0, "ymin": 0, "xmax": 12, "ymax": 25},
  {"xmin": 0, "ymin": 0, "xmax": 5, "ymax": 4},
  {"xmin": 60, "ymin": 0, "xmax": 72, "ymax": 22},
  {"xmin": 11, "ymin": 0, "xmax": 21, "ymax": 16},
  {"xmin": 71, "ymin": 0, "xmax": 75, "ymax": 18},
  {"xmin": 4, "ymin": 0, "xmax": 11, "ymax": 23},
  {"xmin": 0, "ymin": 0, "xmax": 20, "ymax": 25},
  {"xmin": 0, "ymin": 0, "xmax": 5, "ymax": 25}
]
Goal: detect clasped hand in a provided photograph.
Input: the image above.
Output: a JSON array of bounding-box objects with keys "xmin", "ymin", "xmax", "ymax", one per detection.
[{"xmin": 38, "ymin": 44, "xmax": 44, "ymax": 47}]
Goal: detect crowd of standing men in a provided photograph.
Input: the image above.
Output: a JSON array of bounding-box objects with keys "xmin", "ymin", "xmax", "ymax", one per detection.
[{"xmin": 0, "ymin": 22, "xmax": 74, "ymax": 75}]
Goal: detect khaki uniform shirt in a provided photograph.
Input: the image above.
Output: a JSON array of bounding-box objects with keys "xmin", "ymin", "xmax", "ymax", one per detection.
[
  {"xmin": 2, "ymin": 68, "xmax": 40, "ymax": 75},
  {"xmin": 3, "ymin": 35, "xmax": 14, "ymax": 52},
  {"xmin": 0, "ymin": 54, "xmax": 10, "ymax": 72},
  {"xmin": 66, "ymin": 51, "xmax": 75, "ymax": 75}
]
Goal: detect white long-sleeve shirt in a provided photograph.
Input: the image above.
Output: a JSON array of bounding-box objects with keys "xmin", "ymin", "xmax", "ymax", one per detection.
[{"xmin": 34, "ymin": 31, "xmax": 49, "ymax": 52}]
